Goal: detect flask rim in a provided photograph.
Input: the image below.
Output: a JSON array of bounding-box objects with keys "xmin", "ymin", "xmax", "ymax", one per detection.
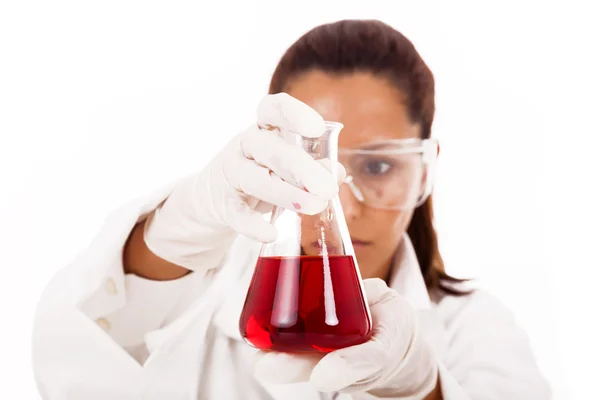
[{"xmin": 324, "ymin": 120, "xmax": 344, "ymax": 130}]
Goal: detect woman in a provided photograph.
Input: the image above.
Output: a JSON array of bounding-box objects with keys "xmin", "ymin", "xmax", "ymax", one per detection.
[{"xmin": 32, "ymin": 19, "xmax": 550, "ymax": 399}]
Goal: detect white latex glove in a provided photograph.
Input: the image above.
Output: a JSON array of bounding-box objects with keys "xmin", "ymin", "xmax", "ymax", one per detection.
[
  {"xmin": 254, "ymin": 278, "xmax": 439, "ymax": 399},
  {"xmin": 144, "ymin": 93, "xmax": 345, "ymax": 271}
]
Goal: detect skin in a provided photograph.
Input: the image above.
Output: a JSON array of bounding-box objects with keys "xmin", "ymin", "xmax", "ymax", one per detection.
[
  {"xmin": 287, "ymin": 72, "xmax": 442, "ymax": 399},
  {"xmin": 125, "ymin": 71, "xmax": 423, "ymax": 282},
  {"xmin": 286, "ymin": 71, "xmax": 420, "ymax": 281},
  {"xmin": 123, "ymin": 70, "xmax": 441, "ymax": 398}
]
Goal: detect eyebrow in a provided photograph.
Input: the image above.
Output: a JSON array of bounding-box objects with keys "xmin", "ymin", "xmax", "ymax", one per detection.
[
  {"xmin": 359, "ymin": 142, "xmax": 400, "ymax": 150},
  {"xmin": 340, "ymin": 139, "xmax": 424, "ymax": 151}
]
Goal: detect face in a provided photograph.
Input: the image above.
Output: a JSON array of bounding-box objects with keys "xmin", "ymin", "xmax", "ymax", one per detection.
[{"xmin": 286, "ymin": 71, "xmax": 421, "ymax": 280}]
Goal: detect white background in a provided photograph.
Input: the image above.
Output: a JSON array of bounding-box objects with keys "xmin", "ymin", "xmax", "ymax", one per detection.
[{"xmin": 1, "ymin": 0, "xmax": 598, "ymax": 398}]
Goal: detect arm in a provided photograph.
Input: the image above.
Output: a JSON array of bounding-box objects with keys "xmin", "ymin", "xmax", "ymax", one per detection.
[
  {"xmin": 123, "ymin": 219, "xmax": 190, "ymax": 281},
  {"xmin": 433, "ymin": 290, "xmax": 551, "ymax": 399},
  {"xmin": 361, "ymin": 290, "xmax": 550, "ymax": 400},
  {"xmin": 253, "ymin": 284, "xmax": 550, "ymax": 400},
  {"xmin": 423, "ymin": 377, "xmax": 443, "ymax": 400},
  {"xmin": 32, "ymin": 93, "xmax": 342, "ymax": 398},
  {"xmin": 32, "ymin": 184, "xmax": 210, "ymax": 398}
]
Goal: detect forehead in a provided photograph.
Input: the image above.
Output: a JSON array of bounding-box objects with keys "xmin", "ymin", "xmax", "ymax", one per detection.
[{"xmin": 285, "ymin": 71, "xmax": 420, "ymax": 148}]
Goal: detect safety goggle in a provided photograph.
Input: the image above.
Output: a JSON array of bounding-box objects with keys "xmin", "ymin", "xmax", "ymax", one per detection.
[{"xmin": 338, "ymin": 138, "xmax": 438, "ymax": 211}]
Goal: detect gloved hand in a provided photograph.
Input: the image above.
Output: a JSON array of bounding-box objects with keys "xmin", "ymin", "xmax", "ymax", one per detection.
[
  {"xmin": 254, "ymin": 278, "xmax": 439, "ymax": 399},
  {"xmin": 143, "ymin": 93, "xmax": 344, "ymax": 271}
]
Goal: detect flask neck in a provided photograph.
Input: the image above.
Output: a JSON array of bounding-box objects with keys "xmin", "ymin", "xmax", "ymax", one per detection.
[
  {"xmin": 301, "ymin": 130, "xmax": 339, "ymax": 163},
  {"xmin": 279, "ymin": 122, "xmax": 342, "ymax": 163}
]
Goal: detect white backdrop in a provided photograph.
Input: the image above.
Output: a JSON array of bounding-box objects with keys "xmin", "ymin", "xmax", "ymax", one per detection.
[{"xmin": 1, "ymin": 1, "xmax": 598, "ymax": 399}]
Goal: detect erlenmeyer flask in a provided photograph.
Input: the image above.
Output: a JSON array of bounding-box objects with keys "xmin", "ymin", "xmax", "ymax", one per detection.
[{"xmin": 239, "ymin": 122, "xmax": 372, "ymax": 353}]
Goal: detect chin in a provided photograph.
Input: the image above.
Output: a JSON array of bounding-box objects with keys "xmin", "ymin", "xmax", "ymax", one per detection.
[
  {"xmin": 355, "ymin": 256, "xmax": 375, "ymax": 278},
  {"xmin": 355, "ymin": 245, "xmax": 395, "ymax": 281}
]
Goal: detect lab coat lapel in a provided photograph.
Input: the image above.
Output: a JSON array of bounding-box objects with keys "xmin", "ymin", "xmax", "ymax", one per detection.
[
  {"xmin": 387, "ymin": 233, "xmax": 432, "ymax": 310},
  {"xmin": 388, "ymin": 234, "xmax": 450, "ymax": 358}
]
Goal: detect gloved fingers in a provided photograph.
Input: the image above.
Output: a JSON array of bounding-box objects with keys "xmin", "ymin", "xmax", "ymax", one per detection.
[
  {"xmin": 363, "ymin": 278, "xmax": 398, "ymax": 307},
  {"xmin": 363, "ymin": 278, "xmax": 415, "ymax": 352},
  {"xmin": 256, "ymin": 93, "xmax": 326, "ymax": 138},
  {"xmin": 317, "ymin": 158, "xmax": 347, "ymax": 186},
  {"xmin": 253, "ymin": 351, "xmax": 323, "ymax": 384},
  {"xmin": 309, "ymin": 279, "xmax": 416, "ymax": 393},
  {"xmin": 221, "ymin": 193, "xmax": 277, "ymax": 243},
  {"xmin": 240, "ymin": 126, "xmax": 339, "ymax": 201},
  {"xmin": 309, "ymin": 339, "xmax": 388, "ymax": 392},
  {"xmin": 232, "ymin": 159, "xmax": 328, "ymax": 215}
]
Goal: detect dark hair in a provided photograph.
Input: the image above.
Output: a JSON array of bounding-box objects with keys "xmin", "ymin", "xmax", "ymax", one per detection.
[{"xmin": 269, "ymin": 19, "xmax": 468, "ymax": 296}]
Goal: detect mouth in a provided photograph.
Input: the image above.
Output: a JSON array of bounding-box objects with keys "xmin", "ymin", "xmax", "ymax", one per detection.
[
  {"xmin": 308, "ymin": 239, "xmax": 373, "ymax": 252},
  {"xmin": 310, "ymin": 240, "xmax": 339, "ymax": 253},
  {"xmin": 351, "ymin": 239, "xmax": 372, "ymax": 248}
]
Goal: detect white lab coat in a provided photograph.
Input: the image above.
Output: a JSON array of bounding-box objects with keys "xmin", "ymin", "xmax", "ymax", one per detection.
[{"xmin": 32, "ymin": 182, "xmax": 551, "ymax": 400}]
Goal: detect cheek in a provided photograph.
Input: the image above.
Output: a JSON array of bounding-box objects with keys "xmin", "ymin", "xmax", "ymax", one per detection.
[
  {"xmin": 389, "ymin": 212, "xmax": 412, "ymax": 243},
  {"xmin": 392, "ymin": 211, "xmax": 413, "ymax": 234}
]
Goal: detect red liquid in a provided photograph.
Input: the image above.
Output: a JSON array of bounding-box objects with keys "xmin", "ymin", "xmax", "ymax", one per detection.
[{"xmin": 239, "ymin": 255, "xmax": 372, "ymax": 352}]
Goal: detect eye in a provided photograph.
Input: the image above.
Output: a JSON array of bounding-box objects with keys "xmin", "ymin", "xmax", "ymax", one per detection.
[{"xmin": 363, "ymin": 160, "xmax": 392, "ymax": 176}]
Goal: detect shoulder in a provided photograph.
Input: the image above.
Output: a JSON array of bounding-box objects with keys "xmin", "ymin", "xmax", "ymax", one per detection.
[
  {"xmin": 430, "ymin": 288, "xmax": 539, "ymax": 367},
  {"xmin": 432, "ymin": 287, "xmax": 519, "ymax": 330},
  {"xmin": 427, "ymin": 289, "xmax": 551, "ymax": 397}
]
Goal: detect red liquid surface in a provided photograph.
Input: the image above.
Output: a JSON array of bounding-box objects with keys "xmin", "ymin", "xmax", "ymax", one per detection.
[{"xmin": 239, "ymin": 255, "xmax": 372, "ymax": 352}]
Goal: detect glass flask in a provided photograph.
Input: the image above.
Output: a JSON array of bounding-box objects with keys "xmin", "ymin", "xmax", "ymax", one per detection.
[{"xmin": 239, "ymin": 121, "xmax": 372, "ymax": 353}]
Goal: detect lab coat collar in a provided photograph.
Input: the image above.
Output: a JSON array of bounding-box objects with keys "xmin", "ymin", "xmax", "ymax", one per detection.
[
  {"xmin": 387, "ymin": 233, "xmax": 432, "ymax": 310},
  {"xmin": 213, "ymin": 233, "xmax": 433, "ymax": 341}
]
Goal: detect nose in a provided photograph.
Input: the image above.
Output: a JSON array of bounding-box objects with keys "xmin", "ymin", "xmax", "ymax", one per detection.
[{"xmin": 339, "ymin": 181, "xmax": 362, "ymax": 221}]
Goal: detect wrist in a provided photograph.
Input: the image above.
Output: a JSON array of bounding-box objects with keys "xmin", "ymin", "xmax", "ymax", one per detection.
[
  {"xmin": 124, "ymin": 218, "xmax": 192, "ymax": 280},
  {"xmin": 422, "ymin": 373, "xmax": 443, "ymax": 400},
  {"xmin": 143, "ymin": 194, "xmax": 238, "ymax": 271}
]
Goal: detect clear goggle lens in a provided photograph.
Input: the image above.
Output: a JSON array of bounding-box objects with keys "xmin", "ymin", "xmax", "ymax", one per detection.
[{"xmin": 338, "ymin": 139, "xmax": 438, "ymax": 211}]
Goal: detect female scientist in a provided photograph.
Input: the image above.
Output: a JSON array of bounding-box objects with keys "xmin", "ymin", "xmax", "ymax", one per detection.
[{"xmin": 32, "ymin": 19, "xmax": 551, "ymax": 399}]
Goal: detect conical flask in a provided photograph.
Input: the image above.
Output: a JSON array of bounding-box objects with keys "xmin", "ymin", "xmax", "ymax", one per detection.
[{"xmin": 239, "ymin": 122, "xmax": 372, "ymax": 353}]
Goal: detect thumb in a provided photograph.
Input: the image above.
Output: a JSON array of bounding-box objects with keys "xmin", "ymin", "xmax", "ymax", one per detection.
[
  {"xmin": 309, "ymin": 341, "xmax": 386, "ymax": 392},
  {"xmin": 309, "ymin": 279, "xmax": 404, "ymax": 392}
]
